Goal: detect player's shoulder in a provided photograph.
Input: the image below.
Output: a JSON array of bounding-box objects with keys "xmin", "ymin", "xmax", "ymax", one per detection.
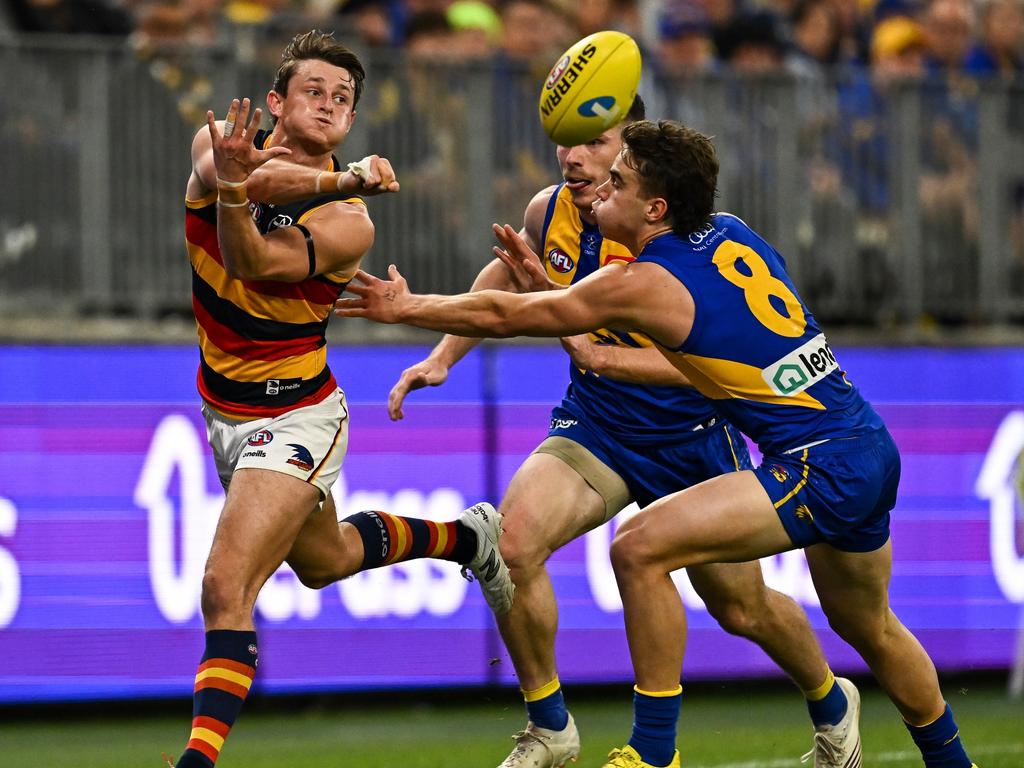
[{"xmin": 522, "ymin": 184, "xmax": 562, "ymax": 239}]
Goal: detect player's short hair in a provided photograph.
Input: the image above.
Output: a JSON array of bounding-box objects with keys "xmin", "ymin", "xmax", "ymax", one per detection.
[
  {"xmin": 620, "ymin": 119, "xmax": 718, "ymax": 237},
  {"xmin": 272, "ymin": 30, "xmax": 366, "ymax": 107},
  {"xmin": 624, "ymin": 94, "xmax": 646, "ymax": 124}
]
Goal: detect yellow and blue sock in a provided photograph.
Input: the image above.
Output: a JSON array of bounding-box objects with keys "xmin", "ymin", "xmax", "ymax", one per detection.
[
  {"xmin": 905, "ymin": 703, "xmax": 973, "ymax": 768},
  {"xmin": 628, "ymin": 684, "xmax": 682, "ymax": 767},
  {"xmin": 176, "ymin": 630, "xmax": 258, "ymax": 768},
  {"xmin": 803, "ymin": 669, "xmax": 848, "ymax": 727},
  {"xmin": 344, "ymin": 511, "xmax": 476, "ymax": 568},
  {"xmin": 523, "ymin": 677, "xmax": 569, "ymax": 731}
]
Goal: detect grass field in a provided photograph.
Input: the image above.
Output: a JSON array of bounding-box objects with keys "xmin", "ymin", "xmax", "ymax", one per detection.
[{"xmin": 4, "ymin": 679, "xmax": 1021, "ymax": 767}]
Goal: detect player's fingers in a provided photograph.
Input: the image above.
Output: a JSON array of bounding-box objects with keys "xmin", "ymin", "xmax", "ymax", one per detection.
[
  {"xmin": 222, "ymin": 99, "xmax": 240, "ymax": 138},
  {"xmin": 246, "ymin": 105, "xmax": 262, "ymax": 135},
  {"xmin": 206, "ymin": 111, "xmax": 220, "ymax": 141},
  {"xmin": 387, "ymin": 264, "xmax": 405, "ymax": 284},
  {"xmin": 376, "ymin": 157, "xmax": 399, "ymax": 191},
  {"xmin": 333, "ymin": 298, "xmax": 366, "ymax": 316},
  {"xmin": 235, "ymin": 98, "xmax": 251, "ymax": 137}
]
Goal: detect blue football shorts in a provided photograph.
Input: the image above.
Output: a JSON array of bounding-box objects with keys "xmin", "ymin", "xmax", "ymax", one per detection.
[
  {"xmin": 755, "ymin": 428, "xmax": 900, "ymax": 553},
  {"xmin": 545, "ymin": 404, "xmax": 753, "ymax": 509}
]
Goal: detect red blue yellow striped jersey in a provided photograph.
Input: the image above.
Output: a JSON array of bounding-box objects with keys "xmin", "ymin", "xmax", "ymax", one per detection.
[
  {"xmin": 185, "ymin": 130, "xmax": 363, "ymax": 418},
  {"xmin": 540, "ymin": 183, "xmax": 719, "ymax": 442},
  {"xmin": 636, "ymin": 213, "xmax": 884, "ymax": 453}
]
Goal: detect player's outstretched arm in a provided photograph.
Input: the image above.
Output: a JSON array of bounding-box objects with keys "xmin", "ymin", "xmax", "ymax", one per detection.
[{"xmin": 335, "ymin": 262, "xmax": 636, "ymax": 338}]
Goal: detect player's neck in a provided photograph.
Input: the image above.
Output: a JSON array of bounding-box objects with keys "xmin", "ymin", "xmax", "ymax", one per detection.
[
  {"xmin": 637, "ymin": 225, "xmax": 673, "ymax": 253},
  {"xmin": 267, "ymin": 125, "xmax": 336, "ymax": 170}
]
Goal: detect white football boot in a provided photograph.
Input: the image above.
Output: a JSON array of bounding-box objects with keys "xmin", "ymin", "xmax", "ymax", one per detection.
[
  {"xmin": 459, "ymin": 502, "xmax": 515, "ymax": 615},
  {"xmin": 802, "ymin": 677, "xmax": 863, "ymax": 768},
  {"xmin": 498, "ymin": 713, "xmax": 580, "ymax": 768}
]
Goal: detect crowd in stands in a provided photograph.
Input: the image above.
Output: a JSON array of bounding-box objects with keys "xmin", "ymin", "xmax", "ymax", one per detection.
[
  {"xmin": 0, "ymin": 0, "xmax": 1020, "ymax": 83},
  {"xmin": 1, "ymin": 0, "xmax": 1022, "ymax": 324}
]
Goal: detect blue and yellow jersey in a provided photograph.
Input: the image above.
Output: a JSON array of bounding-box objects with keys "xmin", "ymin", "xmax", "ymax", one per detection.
[
  {"xmin": 540, "ymin": 184, "xmax": 718, "ymax": 442},
  {"xmin": 185, "ymin": 129, "xmax": 363, "ymax": 419},
  {"xmin": 637, "ymin": 213, "xmax": 884, "ymax": 453}
]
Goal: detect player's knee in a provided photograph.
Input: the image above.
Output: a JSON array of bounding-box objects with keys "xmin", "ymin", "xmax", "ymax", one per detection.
[
  {"xmin": 704, "ymin": 597, "xmax": 762, "ymax": 639},
  {"xmin": 609, "ymin": 523, "xmax": 657, "ymax": 577},
  {"xmin": 498, "ymin": 513, "xmax": 551, "ymax": 576},
  {"xmin": 292, "ymin": 566, "xmax": 333, "ymax": 590},
  {"xmin": 200, "ymin": 565, "xmax": 247, "ymax": 621}
]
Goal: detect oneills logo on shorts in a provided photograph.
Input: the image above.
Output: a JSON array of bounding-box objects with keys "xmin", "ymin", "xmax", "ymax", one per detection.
[{"xmin": 762, "ymin": 334, "xmax": 839, "ymax": 397}]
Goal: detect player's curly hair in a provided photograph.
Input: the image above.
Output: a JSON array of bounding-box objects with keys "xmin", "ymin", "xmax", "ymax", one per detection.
[
  {"xmin": 620, "ymin": 120, "xmax": 718, "ymax": 238},
  {"xmin": 272, "ymin": 30, "xmax": 366, "ymax": 108}
]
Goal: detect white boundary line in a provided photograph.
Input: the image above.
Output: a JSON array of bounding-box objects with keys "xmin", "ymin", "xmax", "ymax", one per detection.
[{"xmin": 689, "ymin": 742, "xmax": 1023, "ymax": 768}]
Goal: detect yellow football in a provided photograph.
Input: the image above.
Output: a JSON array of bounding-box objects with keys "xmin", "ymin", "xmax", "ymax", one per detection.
[{"xmin": 538, "ymin": 30, "xmax": 642, "ymax": 147}]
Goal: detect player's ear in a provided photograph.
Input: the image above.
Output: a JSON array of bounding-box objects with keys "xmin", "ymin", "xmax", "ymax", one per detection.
[
  {"xmin": 646, "ymin": 197, "xmax": 669, "ymax": 225},
  {"xmin": 266, "ymin": 90, "xmax": 283, "ymax": 119}
]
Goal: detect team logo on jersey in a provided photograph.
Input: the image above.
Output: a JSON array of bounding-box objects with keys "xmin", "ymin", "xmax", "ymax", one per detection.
[
  {"xmin": 768, "ymin": 464, "xmax": 789, "ymax": 483},
  {"xmin": 547, "ymin": 248, "xmax": 575, "ymax": 273},
  {"xmin": 762, "ymin": 333, "xmax": 839, "ymax": 397},
  {"xmin": 247, "ymin": 430, "xmax": 273, "ymax": 446},
  {"xmin": 286, "ymin": 444, "xmax": 315, "ymax": 472}
]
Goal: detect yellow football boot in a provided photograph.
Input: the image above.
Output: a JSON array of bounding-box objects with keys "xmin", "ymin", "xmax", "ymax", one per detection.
[{"xmin": 603, "ymin": 745, "xmax": 680, "ymax": 767}]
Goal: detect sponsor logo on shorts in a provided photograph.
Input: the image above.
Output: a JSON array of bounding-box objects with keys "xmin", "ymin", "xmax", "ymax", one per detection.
[
  {"xmin": 761, "ymin": 333, "xmax": 839, "ymax": 397},
  {"xmin": 550, "ymin": 417, "xmax": 578, "ymax": 430},
  {"xmin": 795, "ymin": 504, "xmax": 813, "ymax": 522},
  {"xmin": 247, "ymin": 430, "xmax": 273, "ymax": 446},
  {"xmin": 768, "ymin": 464, "xmax": 789, "ymax": 483},
  {"xmin": 286, "ymin": 444, "xmax": 315, "ymax": 472},
  {"xmin": 548, "ymin": 248, "xmax": 575, "ymax": 273},
  {"xmin": 266, "ymin": 378, "xmax": 302, "ymax": 395},
  {"xmin": 270, "ymin": 213, "xmax": 293, "ymax": 229},
  {"xmin": 241, "ymin": 449, "xmax": 267, "ymax": 459}
]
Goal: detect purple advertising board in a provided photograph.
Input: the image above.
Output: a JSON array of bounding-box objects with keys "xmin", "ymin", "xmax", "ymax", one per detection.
[{"xmin": 0, "ymin": 345, "xmax": 1021, "ymax": 703}]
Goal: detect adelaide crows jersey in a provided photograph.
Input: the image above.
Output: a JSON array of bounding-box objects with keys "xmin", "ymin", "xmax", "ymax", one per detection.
[
  {"xmin": 636, "ymin": 213, "xmax": 884, "ymax": 454},
  {"xmin": 185, "ymin": 130, "xmax": 363, "ymax": 419},
  {"xmin": 540, "ymin": 183, "xmax": 719, "ymax": 443}
]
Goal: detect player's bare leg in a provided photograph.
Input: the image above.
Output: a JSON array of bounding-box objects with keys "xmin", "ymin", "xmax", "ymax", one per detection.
[
  {"xmin": 176, "ymin": 468, "xmax": 320, "ymax": 768},
  {"xmin": 493, "ymin": 452, "xmax": 611, "ymax": 767},
  {"xmin": 607, "ymin": 471, "xmax": 796, "ymax": 768},
  {"xmin": 687, "ymin": 561, "xmax": 829, "ymax": 692}
]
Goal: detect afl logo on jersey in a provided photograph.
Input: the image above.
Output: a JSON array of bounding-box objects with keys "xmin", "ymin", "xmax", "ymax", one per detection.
[{"xmin": 547, "ymin": 248, "xmax": 575, "ymax": 273}]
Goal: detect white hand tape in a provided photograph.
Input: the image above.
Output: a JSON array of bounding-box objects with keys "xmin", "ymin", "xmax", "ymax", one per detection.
[{"xmin": 347, "ymin": 157, "xmax": 373, "ymax": 181}]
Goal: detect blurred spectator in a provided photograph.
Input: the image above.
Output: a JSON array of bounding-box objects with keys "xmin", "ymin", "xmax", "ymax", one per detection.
[
  {"xmin": 447, "ymin": 0, "xmax": 502, "ymax": 59},
  {"xmin": 789, "ymin": 0, "xmax": 843, "ymax": 68},
  {"xmin": 921, "ymin": 0, "xmax": 975, "ymax": 74},
  {"xmin": 964, "ymin": 0, "xmax": 1024, "ymax": 78},
  {"xmin": 7, "ymin": 0, "xmax": 133, "ymax": 35},
  {"xmin": 716, "ymin": 11, "xmax": 788, "ymax": 73},
  {"xmin": 573, "ymin": 0, "xmax": 642, "ymax": 39},
  {"xmin": 658, "ymin": 0, "xmax": 718, "ymax": 72},
  {"xmin": 499, "ymin": 0, "xmax": 572, "ymax": 64}
]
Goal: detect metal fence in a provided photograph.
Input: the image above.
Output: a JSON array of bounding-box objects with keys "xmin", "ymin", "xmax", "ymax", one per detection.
[{"xmin": 1, "ymin": 35, "xmax": 1023, "ymax": 335}]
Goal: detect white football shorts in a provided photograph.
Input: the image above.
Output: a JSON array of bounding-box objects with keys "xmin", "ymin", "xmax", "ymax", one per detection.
[{"xmin": 202, "ymin": 387, "xmax": 349, "ymax": 499}]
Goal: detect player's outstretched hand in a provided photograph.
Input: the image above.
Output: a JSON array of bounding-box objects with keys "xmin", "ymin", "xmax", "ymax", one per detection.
[
  {"xmin": 335, "ymin": 265, "xmax": 408, "ymax": 323},
  {"xmin": 491, "ymin": 223, "xmax": 559, "ymax": 293},
  {"xmin": 387, "ymin": 358, "xmax": 449, "ymax": 421},
  {"xmin": 340, "ymin": 155, "xmax": 401, "ymax": 196},
  {"xmin": 206, "ymin": 98, "xmax": 290, "ymax": 183}
]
